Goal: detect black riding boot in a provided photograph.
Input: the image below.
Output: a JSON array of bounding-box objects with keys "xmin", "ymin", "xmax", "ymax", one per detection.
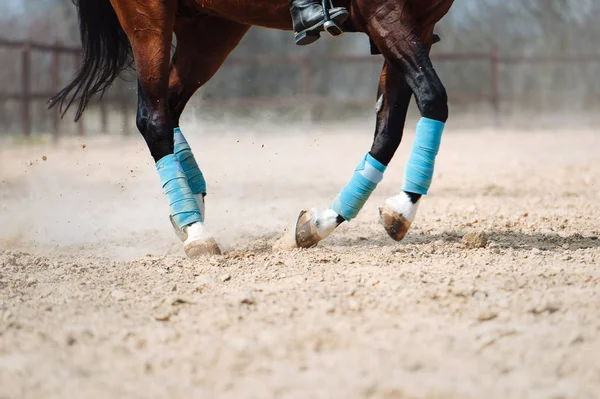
[{"xmin": 290, "ymin": 0, "xmax": 349, "ymax": 46}]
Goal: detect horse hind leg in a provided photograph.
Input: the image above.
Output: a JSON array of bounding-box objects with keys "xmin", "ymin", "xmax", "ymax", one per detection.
[
  {"xmin": 165, "ymin": 17, "xmax": 249, "ymax": 242},
  {"xmin": 115, "ymin": 0, "xmax": 220, "ymax": 256},
  {"xmin": 168, "ymin": 127, "xmax": 207, "ymax": 242}
]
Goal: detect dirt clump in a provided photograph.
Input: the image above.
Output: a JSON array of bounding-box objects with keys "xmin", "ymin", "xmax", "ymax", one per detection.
[{"xmin": 462, "ymin": 231, "xmax": 489, "ymax": 249}]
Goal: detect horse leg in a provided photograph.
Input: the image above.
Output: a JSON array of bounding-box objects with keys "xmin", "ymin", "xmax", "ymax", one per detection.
[
  {"xmin": 295, "ymin": 62, "xmax": 411, "ymax": 248},
  {"xmin": 369, "ymin": 63, "xmax": 413, "ymax": 170},
  {"xmin": 112, "ymin": 0, "xmax": 219, "ymax": 256},
  {"xmin": 367, "ymin": 19, "xmax": 448, "ymax": 241},
  {"xmin": 167, "ymin": 17, "xmax": 249, "ymax": 240}
]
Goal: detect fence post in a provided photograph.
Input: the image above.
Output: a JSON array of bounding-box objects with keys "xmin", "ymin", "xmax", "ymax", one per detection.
[
  {"xmin": 490, "ymin": 43, "xmax": 500, "ymax": 122},
  {"xmin": 21, "ymin": 42, "xmax": 31, "ymax": 137},
  {"xmin": 51, "ymin": 41, "xmax": 61, "ymax": 140}
]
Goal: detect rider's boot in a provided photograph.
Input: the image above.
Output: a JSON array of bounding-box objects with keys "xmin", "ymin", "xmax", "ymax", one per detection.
[{"xmin": 290, "ymin": 0, "xmax": 349, "ymax": 46}]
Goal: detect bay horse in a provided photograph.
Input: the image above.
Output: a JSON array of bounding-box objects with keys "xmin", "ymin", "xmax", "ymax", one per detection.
[{"xmin": 50, "ymin": 0, "xmax": 455, "ymax": 257}]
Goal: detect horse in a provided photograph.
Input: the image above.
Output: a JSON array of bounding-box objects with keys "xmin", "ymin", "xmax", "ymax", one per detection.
[{"xmin": 50, "ymin": 0, "xmax": 455, "ymax": 257}]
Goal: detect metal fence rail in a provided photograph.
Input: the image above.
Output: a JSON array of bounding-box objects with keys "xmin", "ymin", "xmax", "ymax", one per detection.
[{"xmin": 1, "ymin": 38, "xmax": 599, "ymax": 138}]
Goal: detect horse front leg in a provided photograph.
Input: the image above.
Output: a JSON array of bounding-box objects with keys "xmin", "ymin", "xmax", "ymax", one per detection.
[
  {"xmin": 114, "ymin": 0, "xmax": 220, "ymax": 256},
  {"xmin": 294, "ymin": 62, "xmax": 411, "ymax": 248}
]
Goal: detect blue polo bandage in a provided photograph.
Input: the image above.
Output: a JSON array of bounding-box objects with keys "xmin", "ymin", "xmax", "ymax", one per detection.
[
  {"xmin": 174, "ymin": 128, "xmax": 206, "ymax": 195},
  {"xmin": 402, "ymin": 118, "xmax": 445, "ymax": 195},
  {"xmin": 156, "ymin": 154, "xmax": 203, "ymax": 230},
  {"xmin": 331, "ymin": 153, "xmax": 387, "ymax": 221}
]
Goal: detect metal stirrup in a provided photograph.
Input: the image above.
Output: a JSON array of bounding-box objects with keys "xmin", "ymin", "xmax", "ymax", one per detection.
[{"xmin": 322, "ymin": 0, "xmax": 344, "ymax": 37}]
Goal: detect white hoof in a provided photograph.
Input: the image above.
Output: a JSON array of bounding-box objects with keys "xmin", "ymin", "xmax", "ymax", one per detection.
[
  {"xmin": 295, "ymin": 208, "xmax": 340, "ymax": 248},
  {"xmin": 379, "ymin": 192, "xmax": 420, "ymax": 242},
  {"xmin": 183, "ymin": 222, "xmax": 221, "ymax": 257}
]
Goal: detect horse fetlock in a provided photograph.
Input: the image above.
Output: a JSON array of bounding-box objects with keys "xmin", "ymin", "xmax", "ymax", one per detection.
[
  {"xmin": 169, "ymin": 194, "xmax": 206, "ymax": 242},
  {"xmin": 195, "ymin": 194, "xmax": 206, "ymax": 221},
  {"xmin": 295, "ymin": 208, "xmax": 341, "ymax": 248},
  {"xmin": 379, "ymin": 193, "xmax": 420, "ymax": 241},
  {"xmin": 170, "ymin": 215, "xmax": 188, "ymax": 242}
]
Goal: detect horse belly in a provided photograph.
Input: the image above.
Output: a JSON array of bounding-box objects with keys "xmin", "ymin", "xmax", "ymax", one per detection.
[{"xmin": 190, "ymin": 0, "xmax": 292, "ymax": 31}]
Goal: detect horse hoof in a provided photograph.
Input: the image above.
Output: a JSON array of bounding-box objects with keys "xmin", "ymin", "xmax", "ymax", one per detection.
[
  {"xmin": 379, "ymin": 205, "xmax": 412, "ymax": 242},
  {"xmin": 295, "ymin": 209, "xmax": 322, "ymax": 248},
  {"xmin": 170, "ymin": 215, "xmax": 188, "ymax": 242},
  {"xmin": 179, "ymin": 222, "xmax": 221, "ymax": 257},
  {"xmin": 184, "ymin": 238, "xmax": 222, "ymax": 258}
]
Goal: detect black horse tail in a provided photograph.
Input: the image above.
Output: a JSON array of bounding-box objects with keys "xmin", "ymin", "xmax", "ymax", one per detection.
[{"xmin": 49, "ymin": 0, "xmax": 132, "ymax": 121}]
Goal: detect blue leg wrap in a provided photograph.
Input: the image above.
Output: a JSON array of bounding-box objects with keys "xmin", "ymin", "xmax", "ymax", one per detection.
[
  {"xmin": 402, "ymin": 117, "xmax": 445, "ymax": 195},
  {"xmin": 331, "ymin": 153, "xmax": 387, "ymax": 221},
  {"xmin": 156, "ymin": 154, "xmax": 203, "ymax": 230},
  {"xmin": 174, "ymin": 128, "xmax": 207, "ymax": 195}
]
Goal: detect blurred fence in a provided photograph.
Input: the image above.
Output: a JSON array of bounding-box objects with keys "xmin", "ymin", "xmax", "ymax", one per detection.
[
  {"xmin": 0, "ymin": 37, "xmax": 131, "ymax": 138},
  {"xmin": 1, "ymin": 37, "xmax": 600, "ymax": 138}
]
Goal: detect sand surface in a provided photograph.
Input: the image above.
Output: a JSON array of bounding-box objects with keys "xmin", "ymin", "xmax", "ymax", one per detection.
[{"xmin": 1, "ymin": 123, "xmax": 599, "ymax": 398}]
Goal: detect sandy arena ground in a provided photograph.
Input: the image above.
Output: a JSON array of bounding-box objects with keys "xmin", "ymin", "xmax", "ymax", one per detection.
[{"xmin": 0, "ymin": 123, "xmax": 599, "ymax": 399}]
